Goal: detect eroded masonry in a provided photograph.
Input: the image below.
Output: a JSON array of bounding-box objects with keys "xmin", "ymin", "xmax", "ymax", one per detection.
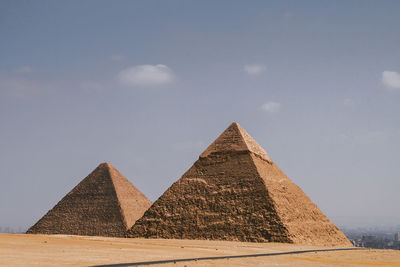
[
  {"xmin": 27, "ymin": 163, "xmax": 151, "ymax": 237},
  {"xmin": 128, "ymin": 122, "xmax": 351, "ymax": 246}
]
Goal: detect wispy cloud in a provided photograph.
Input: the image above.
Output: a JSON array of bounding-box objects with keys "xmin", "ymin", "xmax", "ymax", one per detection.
[
  {"xmin": 261, "ymin": 101, "xmax": 281, "ymax": 113},
  {"xmin": 117, "ymin": 64, "xmax": 175, "ymax": 87},
  {"xmin": 0, "ymin": 77, "xmax": 49, "ymax": 98},
  {"xmin": 343, "ymin": 98, "xmax": 355, "ymax": 107},
  {"xmin": 110, "ymin": 54, "xmax": 124, "ymax": 61},
  {"xmin": 244, "ymin": 64, "xmax": 265, "ymax": 75},
  {"xmin": 355, "ymin": 131, "xmax": 386, "ymax": 144},
  {"xmin": 338, "ymin": 131, "xmax": 387, "ymax": 145},
  {"xmin": 0, "ymin": 68, "xmax": 57, "ymax": 98},
  {"xmin": 16, "ymin": 66, "xmax": 33, "ymax": 73},
  {"xmin": 382, "ymin": 71, "xmax": 400, "ymax": 90},
  {"xmin": 283, "ymin": 11, "xmax": 293, "ymax": 19},
  {"xmin": 172, "ymin": 141, "xmax": 205, "ymax": 151},
  {"xmin": 80, "ymin": 81, "xmax": 104, "ymax": 91}
]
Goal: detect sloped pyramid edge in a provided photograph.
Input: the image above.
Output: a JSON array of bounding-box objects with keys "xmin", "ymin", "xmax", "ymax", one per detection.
[
  {"xmin": 106, "ymin": 163, "xmax": 152, "ymax": 229},
  {"xmin": 250, "ymin": 154, "xmax": 352, "ymax": 246}
]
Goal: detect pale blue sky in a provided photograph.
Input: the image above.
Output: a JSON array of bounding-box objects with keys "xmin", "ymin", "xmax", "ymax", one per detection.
[{"xmin": 1, "ymin": 0, "xmax": 400, "ymax": 230}]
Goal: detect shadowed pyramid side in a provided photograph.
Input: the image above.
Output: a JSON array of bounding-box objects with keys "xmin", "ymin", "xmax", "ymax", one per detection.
[{"xmin": 27, "ymin": 163, "xmax": 151, "ymax": 237}]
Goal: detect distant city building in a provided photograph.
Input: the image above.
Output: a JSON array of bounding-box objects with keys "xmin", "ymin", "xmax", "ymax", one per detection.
[{"xmin": 395, "ymin": 232, "xmax": 400, "ymax": 242}]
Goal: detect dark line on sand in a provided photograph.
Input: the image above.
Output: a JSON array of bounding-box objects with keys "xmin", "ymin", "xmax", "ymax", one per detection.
[{"xmin": 91, "ymin": 247, "xmax": 363, "ymax": 266}]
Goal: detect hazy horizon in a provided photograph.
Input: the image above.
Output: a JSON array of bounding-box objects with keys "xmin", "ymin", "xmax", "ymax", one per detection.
[{"xmin": 1, "ymin": 0, "xmax": 399, "ymax": 231}]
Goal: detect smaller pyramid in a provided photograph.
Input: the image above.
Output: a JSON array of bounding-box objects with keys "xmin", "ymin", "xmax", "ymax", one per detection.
[{"xmin": 27, "ymin": 163, "xmax": 152, "ymax": 237}]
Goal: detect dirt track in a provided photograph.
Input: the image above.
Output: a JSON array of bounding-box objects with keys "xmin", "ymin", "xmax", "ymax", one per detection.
[{"xmin": 1, "ymin": 234, "xmax": 399, "ymax": 266}]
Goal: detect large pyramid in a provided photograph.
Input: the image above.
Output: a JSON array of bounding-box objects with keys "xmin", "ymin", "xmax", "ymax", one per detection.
[
  {"xmin": 27, "ymin": 162, "xmax": 152, "ymax": 237},
  {"xmin": 128, "ymin": 122, "xmax": 351, "ymax": 246}
]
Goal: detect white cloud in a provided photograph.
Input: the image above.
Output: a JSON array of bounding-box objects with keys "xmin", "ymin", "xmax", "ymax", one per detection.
[
  {"xmin": 343, "ymin": 98, "xmax": 354, "ymax": 106},
  {"xmin": 117, "ymin": 64, "xmax": 174, "ymax": 87},
  {"xmin": 382, "ymin": 71, "xmax": 400, "ymax": 90},
  {"xmin": 261, "ymin": 101, "xmax": 281, "ymax": 113},
  {"xmin": 110, "ymin": 54, "xmax": 124, "ymax": 61},
  {"xmin": 16, "ymin": 66, "xmax": 33, "ymax": 73},
  {"xmin": 244, "ymin": 64, "xmax": 265, "ymax": 75}
]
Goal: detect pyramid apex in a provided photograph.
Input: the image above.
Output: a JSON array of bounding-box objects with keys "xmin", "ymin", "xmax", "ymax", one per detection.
[
  {"xmin": 228, "ymin": 121, "xmax": 242, "ymax": 129},
  {"xmin": 93, "ymin": 163, "xmax": 119, "ymax": 180},
  {"xmin": 97, "ymin": 162, "xmax": 114, "ymax": 169},
  {"xmin": 200, "ymin": 122, "xmax": 271, "ymax": 161}
]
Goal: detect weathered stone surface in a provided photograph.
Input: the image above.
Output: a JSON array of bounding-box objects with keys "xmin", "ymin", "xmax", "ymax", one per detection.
[
  {"xmin": 200, "ymin": 122, "xmax": 271, "ymax": 161},
  {"xmin": 27, "ymin": 163, "xmax": 151, "ymax": 237},
  {"xmin": 128, "ymin": 122, "xmax": 351, "ymax": 246},
  {"xmin": 251, "ymin": 155, "xmax": 350, "ymax": 245}
]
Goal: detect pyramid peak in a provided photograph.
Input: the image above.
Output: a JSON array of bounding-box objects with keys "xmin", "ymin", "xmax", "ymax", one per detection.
[
  {"xmin": 200, "ymin": 122, "xmax": 271, "ymax": 161},
  {"xmin": 98, "ymin": 162, "xmax": 112, "ymax": 168},
  {"xmin": 226, "ymin": 122, "xmax": 241, "ymax": 130},
  {"xmin": 96, "ymin": 162, "xmax": 119, "ymax": 173}
]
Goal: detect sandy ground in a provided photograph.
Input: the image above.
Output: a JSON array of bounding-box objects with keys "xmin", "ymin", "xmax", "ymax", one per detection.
[{"xmin": 1, "ymin": 233, "xmax": 399, "ymax": 266}]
